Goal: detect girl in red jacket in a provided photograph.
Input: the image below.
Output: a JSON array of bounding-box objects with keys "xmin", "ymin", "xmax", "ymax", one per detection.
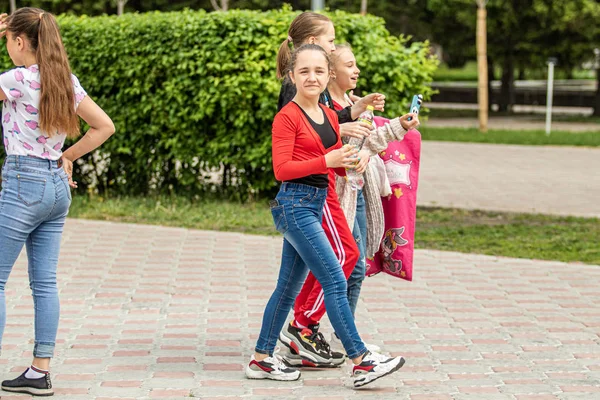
[
  {"xmin": 275, "ymin": 11, "xmax": 380, "ymax": 368},
  {"xmin": 282, "ymin": 42, "xmax": 420, "ymax": 367},
  {"xmin": 246, "ymin": 44, "xmax": 405, "ymax": 388}
]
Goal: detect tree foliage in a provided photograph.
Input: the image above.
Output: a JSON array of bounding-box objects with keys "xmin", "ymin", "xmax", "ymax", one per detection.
[{"xmin": 426, "ymin": 0, "xmax": 600, "ymax": 111}]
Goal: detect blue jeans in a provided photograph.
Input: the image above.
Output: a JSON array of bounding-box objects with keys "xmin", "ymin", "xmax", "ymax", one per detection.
[
  {"xmin": 0, "ymin": 155, "xmax": 71, "ymax": 358},
  {"xmin": 255, "ymin": 182, "xmax": 367, "ymax": 359},
  {"xmin": 347, "ymin": 189, "xmax": 367, "ymax": 317}
]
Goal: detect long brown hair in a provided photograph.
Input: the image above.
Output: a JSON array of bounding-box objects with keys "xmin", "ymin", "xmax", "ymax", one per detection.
[
  {"xmin": 276, "ymin": 12, "xmax": 332, "ymax": 79},
  {"xmin": 7, "ymin": 7, "xmax": 80, "ymax": 138}
]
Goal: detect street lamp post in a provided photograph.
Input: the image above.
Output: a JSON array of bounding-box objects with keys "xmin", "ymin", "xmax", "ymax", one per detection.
[{"xmin": 545, "ymin": 57, "xmax": 557, "ymax": 136}]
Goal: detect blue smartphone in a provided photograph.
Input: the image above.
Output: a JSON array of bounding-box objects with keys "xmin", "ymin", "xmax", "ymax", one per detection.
[{"xmin": 407, "ymin": 94, "xmax": 423, "ymax": 121}]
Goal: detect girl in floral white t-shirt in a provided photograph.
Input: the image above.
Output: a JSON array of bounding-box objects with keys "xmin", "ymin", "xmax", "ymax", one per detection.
[
  {"xmin": 0, "ymin": 65, "xmax": 87, "ymax": 159},
  {"xmin": 0, "ymin": 7, "xmax": 115, "ymax": 397}
]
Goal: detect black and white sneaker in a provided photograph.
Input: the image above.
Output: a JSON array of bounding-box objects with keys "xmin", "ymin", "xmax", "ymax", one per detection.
[
  {"xmin": 245, "ymin": 350, "xmax": 301, "ymax": 381},
  {"xmin": 280, "ymin": 346, "xmax": 344, "ymax": 368},
  {"xmin": 1, "ymin": 370, "xmax": 54, "ymax": 396},
  {"xmin": 352, "ymin": 351, "xmax": 405, "ymax": 388},
  {"xmin": 279, "ymin": 322, "xmax": 345, "ymax": 366}
]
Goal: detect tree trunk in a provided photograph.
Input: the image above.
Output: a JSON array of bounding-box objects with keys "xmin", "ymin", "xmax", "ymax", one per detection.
[
  {"xmin": 360, "ymin": 0, "xmax": 367, "ymax": 15},
  {"xmin": 565, "ymin": 67, "xmax": 574, "ymax": 80},
  {"xmin": 498, "ymin": 53, "xmax": 515, "ymax": 113},
  {"xmin": 311, "ymin": 0, "xmax": 324, "ymax": 11},
  {"xmin": 117, "ymin": 0, "xmax": 128, "ymax": 16},
  {"xmin": 213, "ymin": 0, "xmax": 230, "ymax": 11},
  {"xmin": 222, "ymin": 163, "xmax": 230, "ymax": 192},
  {"xmin": 488, "ymin": 56, "xmax": 494, "ymax": 111},
  {"xmin": 476, "ymin": 6, "xmax": 488, "ymax": 132},
  {"xmin": 594, "ymin": 67, "xmax": 600, "ymax": 117},
  {"xmin": 9, "ymin": 0, "xmax": 16, "ymax": 13},
  {"xmin": 210, "ymin": 0, "xmax": 229, "ymax": 11}
]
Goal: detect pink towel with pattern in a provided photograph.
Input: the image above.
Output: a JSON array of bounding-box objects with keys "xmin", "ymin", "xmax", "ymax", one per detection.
[{"xmin": 366, "ymin": 116, "xmax": 421, "ymax": 281}]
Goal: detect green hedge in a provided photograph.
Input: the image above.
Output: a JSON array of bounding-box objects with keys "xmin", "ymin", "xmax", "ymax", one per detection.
[{"xmin": 0, "ymin": 7, "xmax": 437, "ymax": 198}]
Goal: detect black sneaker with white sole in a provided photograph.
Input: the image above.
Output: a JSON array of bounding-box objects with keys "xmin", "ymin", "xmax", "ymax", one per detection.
[
  {"xmin": 1, "ymin": 370, "xmax": 54, "ymax": 396},
  {"xmin": 245, "ymin": 353, "xmax": 301, "ymax": 381},
  {"xmin": 280, "ymin": 346, "xmax": 344, "ymax": 368},
  {"xmin": 279, "ymin": 322, "xmax": 345, "ymax": 366},
  {"xmin": 352, "ymin": 351, "xmax": 405, "ymax": 388}
]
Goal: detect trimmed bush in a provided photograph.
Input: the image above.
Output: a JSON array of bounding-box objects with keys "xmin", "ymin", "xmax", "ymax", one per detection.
[{"xmin": 0, "ymin": 7, "xmax": 437, "ymax": 198}]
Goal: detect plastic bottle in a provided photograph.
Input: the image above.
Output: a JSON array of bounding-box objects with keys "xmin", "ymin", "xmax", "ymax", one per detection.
[
  {"xmin": 358, "ymin": 105, "xmax": 375, "ymax": 128},
  {"xmin": 346, "ymin": 106, "xmax": 375, "ymax": 191}
]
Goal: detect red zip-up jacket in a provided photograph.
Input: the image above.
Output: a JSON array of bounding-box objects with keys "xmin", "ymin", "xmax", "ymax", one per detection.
[{"xmin": 272, "ymin": 101, "xmax": 345, "ymax": 182}]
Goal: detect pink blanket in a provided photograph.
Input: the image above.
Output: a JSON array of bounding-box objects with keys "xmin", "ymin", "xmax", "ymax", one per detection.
[{"xmin": 366, "ymin": 116, "xmax": 421, "ymax": 281}]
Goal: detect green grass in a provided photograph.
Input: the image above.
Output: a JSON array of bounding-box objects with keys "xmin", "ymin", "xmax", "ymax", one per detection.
[
  {"xmin": 70, "ymin": 195, "xmax": 276, "ymax": 235},
  {"xmin": 415, "ymin": 208, "xmax": 600, "ymax": 265},
  {"xmin": 419, "ymin": 127, "xmax": 600, "ymax": 147},
  {"xmin": 69, "ymin": 196, "xmax": 600, "ymax": 265}
]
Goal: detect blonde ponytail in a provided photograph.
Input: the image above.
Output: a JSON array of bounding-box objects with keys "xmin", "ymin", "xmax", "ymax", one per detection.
[{"xmin": 276, "ymin": 12, "xmax": 332, "ymax": 80}]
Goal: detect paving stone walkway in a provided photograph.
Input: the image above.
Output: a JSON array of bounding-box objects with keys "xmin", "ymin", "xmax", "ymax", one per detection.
[
  {"xmin": 1, "ymin": 219, "xmax": 599, "ymax": 399},
  {"xmin": 418, "ymin": 141, "xmax": 600, "ymax": 218}
]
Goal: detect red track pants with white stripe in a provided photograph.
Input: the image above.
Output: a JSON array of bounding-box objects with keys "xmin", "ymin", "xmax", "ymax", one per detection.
[{"xmin": 293, "ymin": 170, "xmax": 359, "ymax": 328}]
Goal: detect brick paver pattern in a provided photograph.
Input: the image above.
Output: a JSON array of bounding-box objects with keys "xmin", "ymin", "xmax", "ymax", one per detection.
[{"xmin": 1, "ymin": 219, "xmax": 599, "ymax": 399}]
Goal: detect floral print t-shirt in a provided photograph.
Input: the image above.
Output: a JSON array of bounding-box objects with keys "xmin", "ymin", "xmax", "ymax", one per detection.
[{"xmin": 0, "ymin": 64, "xmax": 87, "ymax": 160}]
